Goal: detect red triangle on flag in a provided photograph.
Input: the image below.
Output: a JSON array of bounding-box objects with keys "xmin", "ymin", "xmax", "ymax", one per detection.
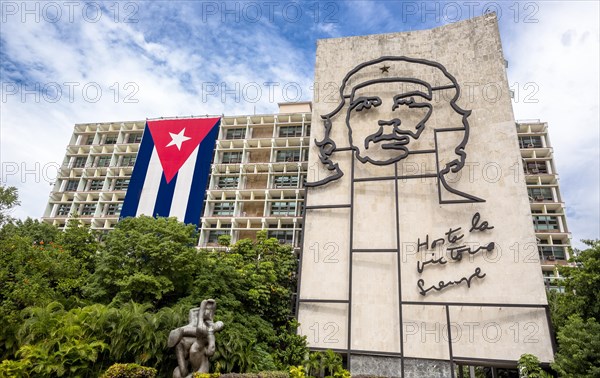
[{"xmin": 147, "ymin": 118, "xmax": 220, "ymax": 184}]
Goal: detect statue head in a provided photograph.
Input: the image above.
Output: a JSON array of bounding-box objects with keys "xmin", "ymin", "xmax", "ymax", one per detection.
[{"xmin": 199, "ymin": 299, "xmax": 216, "ymax": 323}]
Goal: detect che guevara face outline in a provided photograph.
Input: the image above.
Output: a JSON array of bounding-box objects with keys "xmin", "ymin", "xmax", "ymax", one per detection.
[{"xmin": 345, "ymin": 78, "xmax": 434, "ymax": 166}]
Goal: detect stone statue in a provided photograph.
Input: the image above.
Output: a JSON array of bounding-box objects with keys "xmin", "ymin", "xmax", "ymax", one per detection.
[{"xmin": 168, "ymin": 299, "xmax": 224, "ymax": 378}]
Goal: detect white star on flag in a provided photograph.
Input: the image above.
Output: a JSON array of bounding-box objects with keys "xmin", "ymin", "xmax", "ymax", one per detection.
[{"xmin": 166, "ymin": 128, "xmax": 191, "ymax": 150}]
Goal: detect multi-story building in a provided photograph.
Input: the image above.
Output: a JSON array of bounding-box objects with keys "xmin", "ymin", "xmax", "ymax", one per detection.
[
  {"xmin": 42, "ymin": 109, "xmax": 571, "ymax": 280},
  {"xmin": 198, "ymin": 102, "xmax": 311, "ymax": 248},
  {"xmin": 517, "ymin": 120, "xmax": 572, "ymax": 291},
  {"xmin": 42, "ymin": 102, "xmax": 311, "ymax": 247},
  {"xmin": 42, "ymin": 120, "xmax": 145, "ymax": 232}
]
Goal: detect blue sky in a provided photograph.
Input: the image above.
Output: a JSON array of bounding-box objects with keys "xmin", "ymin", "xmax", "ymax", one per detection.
[{"xmin": 1, "ymin": 1, "xmax": 598, "ymax": 248}]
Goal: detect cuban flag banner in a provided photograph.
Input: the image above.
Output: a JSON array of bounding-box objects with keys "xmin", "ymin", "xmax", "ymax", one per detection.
[{"xmin": 120, "ymin": 117, "xmax": 220, "ymax": 226}]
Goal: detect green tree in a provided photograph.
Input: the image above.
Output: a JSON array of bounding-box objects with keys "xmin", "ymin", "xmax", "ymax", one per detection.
[
  {"xmin": 226, "ymin": 230, "xmax": 298, "ymax": 327},
  {"xmin": 547, "ymin": 240, "xmax": 600, "ymax": 377},
  {"xmin": 0, "ymin": 217, "xmax": 60, "ymax": 245},
  {"xmin": 217, "ymin": 234, "xmax": 231, "ymax": 247},
  {"xmin": 58, "ymin": 216, "xmax": 99, "ymax": 271},
  {"xmin": 0, "ymin": 234, "xmax": 90, "ymax": 359},
  {"xmin": 87, "ymin": 216, "xmax": 199, "ymax": 307},
  {"xmin": 321, "ymin": 349, "xmax": 343, "ymax": 377},
  {"xmin": 185, "ymin": 230, "xmax": 301, "ymax": 372},
  {"xmin": 0, "ymin": 185, "xmax": 19, "ymax": 226},
  {"xmin": 552, "ymin": 315, "xmax": 600, "ymax": 378},
  {"xmin": 1, "ymin": 214, "xmax": 304, "ymax": 375},
  {"xmin": 1, "ymin": 301, "xmax": 187, "ymax": 377},
  {"xmin": 518, "ymin": 354, "xmax": 552, "ymax": 377},
  {"xmin": 557, "ymin": 239, "xmax": 600, "ymax": 321},
  {"xmin": 272, "ymin": 320, "xmax": 308, "ymax": 370}
]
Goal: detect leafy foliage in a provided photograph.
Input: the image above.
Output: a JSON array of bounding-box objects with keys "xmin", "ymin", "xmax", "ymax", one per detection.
[
  {"xmin": 557, "ymin": 239, "xmax": 600, "ymax": 321},
  {"xmin": 101, "ymin": 363, "xmax": 157, "ymax": 378},
  {"xmin": 551, "ymin": 315, "xmax": 600, "ymax": 378},
  {"xmin": 517, "ymin": 354, "xmax": 552, "ymax": 378},
  {"xmin": 1, "ymin": 301, "xmax": 187, "ymax": 377},
  {"xmin": 547, "ymin": 239, "xmax": 600, "ymax": 377},
  {"xmin": 304, "ymin": 350, "xmax": 344, "ymax": 378},
  {"xmin": 0, "ymin": 229, "xmax": 91, "ymax": 359},
  {"xmin": 0, "ymin": 217, "xmax": 60, "ymax": 244},
  {"xmin": 0, "ymin": 206, "xmax": 307, "ymax": 376},
  {"xmin": 59, "ymin": 217, "xmax": 100, "ymax": 271},
  {"xmin": 87, "ymin": 216, "xmax": 199, "ymax": 306},
  {"xmin": 0, "ymin": 185, "xmax": 19, "ymax": 226},
  {"xmin": 289, "ymin": 366, "xmax": 307, "ymax": 378}
]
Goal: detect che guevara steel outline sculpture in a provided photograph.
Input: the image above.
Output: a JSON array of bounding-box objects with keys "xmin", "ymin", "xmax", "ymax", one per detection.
[{"xmin": 306, "ymin": 55, "xmax": 485, "ymax": 205}]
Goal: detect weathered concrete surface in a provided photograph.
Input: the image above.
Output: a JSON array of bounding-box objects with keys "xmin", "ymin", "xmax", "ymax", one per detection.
[{"xmin": 297, "ymin": 13, "xmax": 554, "ymax": 376}]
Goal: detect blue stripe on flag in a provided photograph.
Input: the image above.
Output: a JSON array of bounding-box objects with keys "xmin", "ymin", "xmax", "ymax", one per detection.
[
  {"xmin": 153, "ymin": 172, "xmax": 178, "ymax": 217},
  {"xmin": 184, "ymin": 120, "xmax": 220, "ymax": 225},
  {"xmin": 120, "ymin": 124, "xmax": 154, "ymax": 219}
]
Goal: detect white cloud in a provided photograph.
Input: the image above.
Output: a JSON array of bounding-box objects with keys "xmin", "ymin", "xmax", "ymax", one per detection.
[
  {"xmin": 504, "ymin": 1, "xmax": 600, "ymax": 248},
  {"xmin": 1, "ymin": 2, "xmax": 314, "ymax": 220}
]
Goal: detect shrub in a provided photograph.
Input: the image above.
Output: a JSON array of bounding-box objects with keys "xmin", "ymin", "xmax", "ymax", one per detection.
[
  {"xmin": 195, "ymin": 373, "xmax": 288, "ymax": 378},
  {"xmin": 517, "ymin": 354, "xmax": 552, "ymax": 378},
  {"xmin": 0, "ymin": 359, "xmax": 30, "ymax": 378},
  {"xmin": 102, "ymin": 363, "xmax": 157, "ymax": 378},
  {"xmin": 289, "ymin": 366, "xmax": 306, "ymax": 378}
]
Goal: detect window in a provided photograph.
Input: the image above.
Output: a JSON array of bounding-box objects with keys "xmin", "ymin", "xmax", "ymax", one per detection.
[
  {"xmin": 127, "ymin": 133, "xmax": 142, "ymax": 143},
  {"xmin": 276, "ymin": 149, "xmax": 302, "ymax": 162},
  {"xmin": 525, "ymin": 161, "xmax": 547, "ymax": 174},
  {"xmin": 533, "ymin": 215, "xmax": 559, "ymax": 231},
  {"xmin": 56, "ymin": 204, "xmax": 71, "ymax": 216},
  {"xmin": 210, "ymin": 223, "xmax": 232, "ymax": 229},
  {"xmin": 268, "ymin": 230, "xmax": 294, "ymax": 244},
  {"xmin": 96, "ymin": 156, "xmax": 111, "ymax": 167},
  {"xmin": 519, "ymin": 136, "xmax": 543, "ymax": 148},
  {"xmin": 121, "ymin": 155, "xmax": 136, "ymax": 167},
  {"xmin": 539, "ymin": 245, "xmax": 566, "ymax": 260},
  {"xmin": 279, "ymin": 126, "xmax": 302, "ymax": 138},
  {"xmin": 273, "ymin": 175, "xmax": 299, "ymax": 188},
  {"xmin": 89, "ymin": 179, "xmax": 104, "ymax": 191},
  {"xmin": 222, "ymin": 151, "xmax": 242, "ymax": 164},
  {"xmin": 528, "ymin": 187, "xmax": 553, "ymax": 201},
  {"xmin": 106, "ymin": 203, "xmax": 122, "ymax": 216},
  {"xmin": 65, "ymin": 180, "xmax": 78, "ymax": 191},
  {"xmin": 81, "ymin": 204, "xmax": 96, "ymax": 216},
  {"xmin": 217, "ymin": 176, "xmax": 239, "ymax": 189},
  {"xmin": 305, "ymin": 124, "xmax": 311, "ymax": 136},
  {"xmin": 225, "ymin": 128, "xmax": 245, "ymax": 140},
  {"xmin": 114, "ymin": 179, "xmax": 129, "ymax": 190},
  {"xmin": 82, "ymin": 136, "xmax": 94, "ymax": 145},
  {"xmin": 73, "ymin": 157, "xmax": 86, "ymax": 168},
  {"xmin": 270, "ymin": 201, "xmax": 296, "ymax": 216},
  {"xmin": 213, "ymin": 202, "xmax": 235, "ymax": 216},
  {"xmin": 104, "ymin": 135, "xmax": 118, "ymax": 145}
]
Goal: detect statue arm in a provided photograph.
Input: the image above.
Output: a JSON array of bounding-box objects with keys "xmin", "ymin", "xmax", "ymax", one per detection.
[{"xmin": 213, "ymin": 321, "xmax": 224, "ymax": 332}]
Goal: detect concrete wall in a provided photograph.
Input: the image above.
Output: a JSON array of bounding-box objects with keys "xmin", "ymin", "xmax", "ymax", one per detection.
[
  {"xmin": 279, "ymin": 102, "xmax": 312, "ymax": 114},
  {"xmin": 251, "ymin": 127, "xmax": 273, "ymax": 139},
  {"xmin": 297, "ymin": 14, "xmax": 554, "ymax": 374}
]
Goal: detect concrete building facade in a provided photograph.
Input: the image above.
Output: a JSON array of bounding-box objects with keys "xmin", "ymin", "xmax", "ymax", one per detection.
[
  {"xmin": 517, "ymin": 120, "xmax": 572, "ymax": 291},
  {"xmin": 41, "ymin": 115, "xmax": 571, "ymax": 282},
  {"xmin": 296, "ymin": 14, "xmax": 556, "ymax": 375},
  {"xmin": 42, "ymin": 103, "xmax": 312, "ymax": 247}
]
